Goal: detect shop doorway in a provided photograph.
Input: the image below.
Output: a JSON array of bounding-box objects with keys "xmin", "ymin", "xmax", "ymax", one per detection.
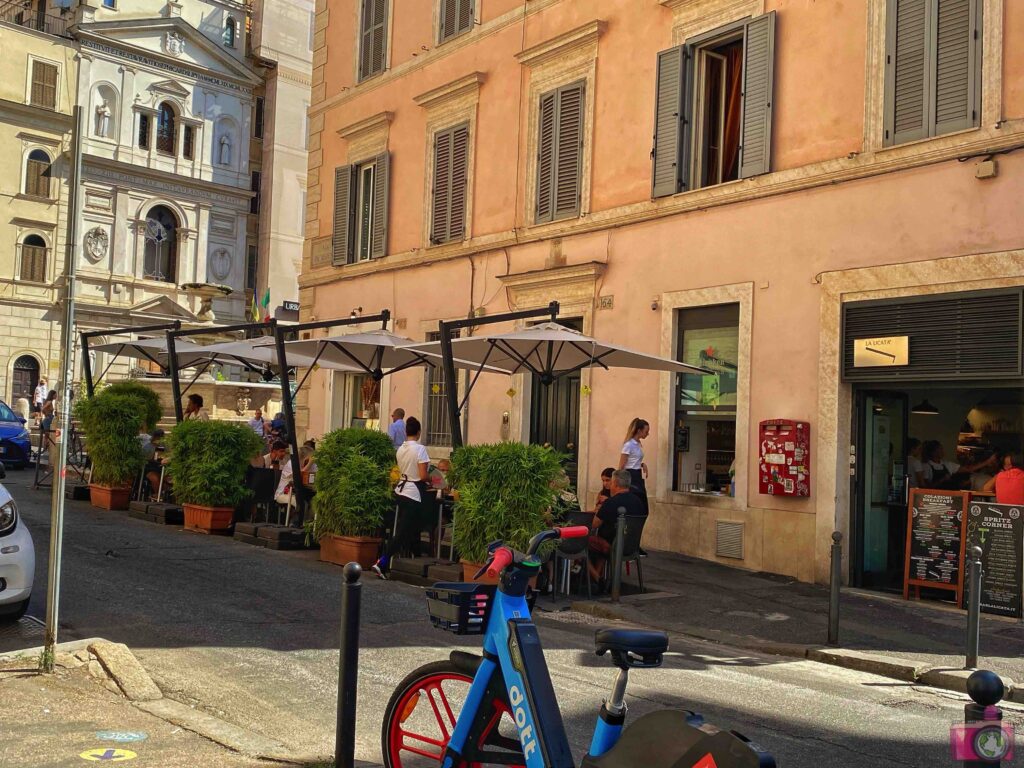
[
  {"xmin": 12, "ymin": 355, "xmax": 40, "ymax": 406},
  {"xmin": 852, "ymin": 384, "xmax": 1024, "ymax": 592},
  {"xmin": 530, "ymin": 318, "xmax": 582, "ymax": 487}
]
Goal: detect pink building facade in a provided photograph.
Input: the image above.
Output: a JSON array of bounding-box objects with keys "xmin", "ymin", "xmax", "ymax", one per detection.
[{"xmin": 302, "ymin": 0, "xmax": 1024, "ymax": 586}]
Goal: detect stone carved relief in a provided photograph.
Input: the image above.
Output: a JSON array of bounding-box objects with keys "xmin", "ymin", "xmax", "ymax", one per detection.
[
  {"xmin": 163, "ymin": 32, "xmax": 186, "ymax": 57},
  {"xmin": 210, "ymin": 248, "xmax": 232, "ymax": 281},
  {"xmin": 84, "ymin": 227, "xmax": 109, "ymax": 263}
]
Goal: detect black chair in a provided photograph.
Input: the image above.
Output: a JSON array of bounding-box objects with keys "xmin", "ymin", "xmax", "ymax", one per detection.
[
  {"xmin": 246, "ymin": 467, "xmax": 277, "ymax": 523},
  {"xmin": 554, "ymin": 510, "xmax": 595, "ymax": 599},
  {"xmin": 618, "ymin": 514, "xmax": 648, "ymax": 593}
]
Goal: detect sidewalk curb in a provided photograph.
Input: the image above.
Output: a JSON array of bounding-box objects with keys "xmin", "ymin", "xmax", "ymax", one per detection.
[
  {"xmin": 0, "ymin": 636, "xmax": 104, "ymax": 664},
  {"xmin": 570, "ymin": 599, "xmax": 1021, "ymax": 703}
]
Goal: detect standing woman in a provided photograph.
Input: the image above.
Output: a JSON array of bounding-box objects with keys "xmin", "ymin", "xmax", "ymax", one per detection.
[
  {"xmin": 374, "ymin": 416, "xmax": 430, "ymax": 579},
  {"xmin": 618, "ymin": 418, "xmax": 650, "ymax": 514}
]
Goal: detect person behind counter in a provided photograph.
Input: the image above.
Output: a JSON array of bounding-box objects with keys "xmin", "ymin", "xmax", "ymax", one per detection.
[
  {"xmin": 921, "ymin": 440, "xmax": 991, "ymax": 489},
  {"xmin": 982, "ymin": 453, "xmax": 1024, "ymax": 505}
]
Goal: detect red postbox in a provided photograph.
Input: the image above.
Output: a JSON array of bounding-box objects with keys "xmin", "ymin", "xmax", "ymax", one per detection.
[{"xmin": 758, "ymin": 420, "xmax": 811, "ymax": 497}]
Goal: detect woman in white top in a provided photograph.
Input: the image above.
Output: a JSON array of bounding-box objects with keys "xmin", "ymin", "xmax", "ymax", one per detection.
[
  {"xmin": 618, "ymin": 418, "xmax": 650, "ymax": 514},
  {"xmin": 375, "ymin": 417, "xmax": 430, "ymax": 578}
]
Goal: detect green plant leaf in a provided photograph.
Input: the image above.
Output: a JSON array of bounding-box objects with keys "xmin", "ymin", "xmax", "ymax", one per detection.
[
  {"xmin": 73, "ymin": 392, "xmax": 147, "ymax": 487},
  {"xmin": 166, "ymin": 420, "xmax": 265, "ymax": 507},
  {"xmin": 310, "ymin": 428, "xmax": 395, "ymax": 539}
]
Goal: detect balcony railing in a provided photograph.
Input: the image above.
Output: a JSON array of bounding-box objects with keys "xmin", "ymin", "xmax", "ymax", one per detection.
[{"xmin": 0, "ymin": 1, "xmax": 71, "ymax": 38}]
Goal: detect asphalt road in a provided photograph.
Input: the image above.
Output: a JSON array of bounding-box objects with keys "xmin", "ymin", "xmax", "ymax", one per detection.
[{"xmin": 8, "ymin": 472, "xmax": 1016, "ymax": 767}]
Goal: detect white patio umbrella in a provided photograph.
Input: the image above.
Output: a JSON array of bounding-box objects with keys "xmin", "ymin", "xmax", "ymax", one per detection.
[
  {"xmin": 88, "ymin": 336, "xmax": 207, "ymax": 368},
  {"xmin": 402, "ymin": 321, "xmax": 710, "ymax": 382},
  {"xmin": 269, "ymin": 329, "xmax": 452, "ymax": 380},
  {"xmin": 172, "ymin": 339, "xmax": 359, "ymax": 372}
]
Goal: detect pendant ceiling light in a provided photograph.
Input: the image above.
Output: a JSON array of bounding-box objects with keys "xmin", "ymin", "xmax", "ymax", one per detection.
[{"xmin": 911, "ymin": 399, "xmax": 940, "ymax": 415}]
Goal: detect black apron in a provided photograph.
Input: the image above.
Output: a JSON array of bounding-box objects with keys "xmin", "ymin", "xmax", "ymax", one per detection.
[{"xmin": 627, "ymin": 468, "xmax": 649, "ymax": 515}]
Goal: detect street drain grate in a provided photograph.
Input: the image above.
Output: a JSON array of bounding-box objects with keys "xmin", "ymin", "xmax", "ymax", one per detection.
[{"xmin": 0, "ymin": 616, "xmax": 45, "ymax": 648}]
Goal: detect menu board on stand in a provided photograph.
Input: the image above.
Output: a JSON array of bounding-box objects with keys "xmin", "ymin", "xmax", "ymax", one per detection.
[
  {"xmin": 962, "ymin": 500, "xmax": 1024, "ymax": 619},
  {"xmin": 903, "ymin": 490, "xmax": 969, "ymax": 604}
]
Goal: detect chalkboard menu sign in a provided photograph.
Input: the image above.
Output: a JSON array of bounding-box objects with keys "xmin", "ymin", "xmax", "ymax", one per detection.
[
  {"xmin": 903, "ymin": 490, "xmax": 968, "ymax": 602},
  {"xmin": 963, "ymin": 501, "xmax": 1024, "ymax": 619}
]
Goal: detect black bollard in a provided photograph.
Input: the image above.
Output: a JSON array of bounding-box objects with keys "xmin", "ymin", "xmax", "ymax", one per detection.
[
  {"xmin": 610, "ymin": 508, "xmax": 626, "ymax": 603},
  {"xmin": 336, "ymin": 562, "xmax": 362, "ymax": 768},
  {"xmin": 960, "ymin": 670, "xmax": 1009, "ymax": 767},
  {"xmin": 828, "ymin": 531, "xmax": 842, "ymax": 646},
  {"xmin": 966, "ymin": 545, "xmax": 983, "ymax": 670}
]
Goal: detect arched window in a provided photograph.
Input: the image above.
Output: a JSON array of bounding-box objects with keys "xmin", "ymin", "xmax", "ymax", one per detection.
[
  {"xmin": 24, "ymin": 149, "xmax": 51, "ymax": 198},
  {"xmin": 223, "ymin": 17, "xmax": 236, "ymax": 47},
  {"xmin": 156, "ymin": 102, "xmax": 176, "ymax": 154},
  {"xmin": 143, "ymin": 206, "xmax": 178, "ymax": 283},
  {"xmin": 20, "ymin": 234, "xmax": 47, "ymax": 282}
]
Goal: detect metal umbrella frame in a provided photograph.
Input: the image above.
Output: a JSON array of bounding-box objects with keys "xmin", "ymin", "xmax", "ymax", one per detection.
[{"xmin": 268, "ymin": 329, "xmax": 447, "ymax": 382}]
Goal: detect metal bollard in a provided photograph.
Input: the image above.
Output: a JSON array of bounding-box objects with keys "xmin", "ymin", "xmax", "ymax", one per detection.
[
  {"xmin": 960, "ymin": 670, "xmax": 1008, "ymax": 767},
  {"xmin": 610, "ymin": 508, "xmax": 626, "ymax": 603},
  {"xmin": 828, "ymin": 531, "xmax": 842, "ymax": 646},
  {"xmin": 336, "ymin": 562, "xmax": 363, "ymax": 768},
  {"xmin": 966, "ymin": 546, "xmax": 983, "ymax": 670}
]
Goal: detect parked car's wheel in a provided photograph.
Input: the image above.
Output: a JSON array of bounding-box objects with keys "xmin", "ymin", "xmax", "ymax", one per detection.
[{"xmin": 0, "ymin": 598, "xmax": 29, "ymax": 623}]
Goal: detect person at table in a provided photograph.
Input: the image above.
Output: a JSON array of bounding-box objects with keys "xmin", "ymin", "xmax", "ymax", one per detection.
[
  {"xmin": 588, "ymin": 470, "xmax": 646, "ymax": 587},
  {"xmin": 248, "ymin": 408, "xmax": 265, "ymax": 437},
  {"xmin": 252, "ymin": 439, "xmax": 289, "ymax": 470},
  {"xmin": 388, "ymin": 408, "xmax": 407, "ymax": 449},
  {"xmin": 373, "ymin": 417, "xmax": 430, "ymax": 579},
  {"xmin": 592, "ymin": 467, "xmax": 615, "ymax": 512},
  {"xmin": 618, "ymin": 418, "xmax": 650, "ymax": 514},
  {"xmin": 184, "ymin": 394, "xmax": 210, "ymax": 421},
  {"xmin": 982, "ymin": 453, "xmax": 1024, "ymax": 505},
  {"xmin": 276, "ymin": 444, "xmax": 316, "ymax": 525}
]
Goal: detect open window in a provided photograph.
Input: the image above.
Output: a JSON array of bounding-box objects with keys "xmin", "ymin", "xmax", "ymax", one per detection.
[
  {"xmin": 332, "ymin": 153, "xmax": 390, "ymax": 265},
  {"xmin": 652, "ymin": 12, "xmax": 776, "ymax": 198}
]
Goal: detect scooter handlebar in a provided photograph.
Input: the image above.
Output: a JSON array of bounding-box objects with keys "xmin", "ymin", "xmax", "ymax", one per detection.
[{"xmin": 557, "ymin": 526, "xmax": 590, "ymax": 539}]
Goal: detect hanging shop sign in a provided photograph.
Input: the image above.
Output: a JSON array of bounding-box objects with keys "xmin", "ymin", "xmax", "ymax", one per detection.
[
  {"xmin": 853, "ymin": 336, "xmax": 909, "ymax": 368},
  {"xmin": 904, "ymin": 490, "xmax": 968, "ymax": 604}
]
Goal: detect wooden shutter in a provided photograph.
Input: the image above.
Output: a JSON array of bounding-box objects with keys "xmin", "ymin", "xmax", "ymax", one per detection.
[
  {"xmin": 332, "ymin": 165, "xmax": 355, "ymax": 266},
  {"xmin": 25, "ymin": 155, "xmax": 50, "ymax": 198},
  {"xmin": 370, "ymin": 151, "xmax": 389, "ymax": 259},
  {"xmin": 885, "ymin": 0, "xmax": 930, "ymax": 146},
  {"xmin": 431, "ymin": 128, "xmax": 453, "ymax": 243},
  {"xmin": 652, "ymin": 45, "xmax": 687, "ymax": 198},
  {"xmin": 430, "ymin": 124, "xmax": 469, "ymax": 244},
  {"xmin": 21, "ymin": 243, "xmax": 46, "ymax": 283},
  {"xmin": 933, "ymin": 0, "xmax": 979, "ymax": 135},
  {"xmin": 456, "ymin": 0, "xmax": 474, "ymax": 37},
  {"xmin": 440, "ymin": 0, "xmax": 473, "ymax": 43},
  {"xmin": 552, "ymin": 81, "xmax": 584, "ymax": 220},
  {"xmin": 30, "ymin": 61, "xmax": 58, "ymax": 109},
  {"xmin": 535, "ymin": 91, "xmax": 556, "ymax": 223},
  {"xmin": 739, "ymin": 11, "xmax": 775, "ymax": 179},
  {"xmin": 359, "ymin": 0, "xmax": 388, "ymax": 80}
]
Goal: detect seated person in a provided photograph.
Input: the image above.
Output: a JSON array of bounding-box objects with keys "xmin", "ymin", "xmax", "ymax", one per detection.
[
  {"xmin": 253, "ymin": 440, "xmax": 290, "ymax": 470},
  {"xmin": 592, "ymin": 467, "xmax": 615, "ymax": 512},
  {"xmin": 141, "ymin": 429, "xmax": 166, "ymax": 498},
  {"xmin": 588, "ymin": 469, "xmax": 646, "ymax": 585}
]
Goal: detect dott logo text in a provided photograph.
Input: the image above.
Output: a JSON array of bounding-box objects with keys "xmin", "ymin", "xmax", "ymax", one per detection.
[{"xmin": 508, "ymin": 685, "xmax": 537, "ymax": 759}]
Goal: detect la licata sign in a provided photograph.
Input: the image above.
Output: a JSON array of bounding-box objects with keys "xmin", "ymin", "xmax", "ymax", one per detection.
[{"xmin": 853, "ymin": 336, "xmax": 909, "ymax": 367}]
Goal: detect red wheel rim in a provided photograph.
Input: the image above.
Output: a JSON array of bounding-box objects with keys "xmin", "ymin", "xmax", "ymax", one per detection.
[{"xmin": 386, "ymin": 672, "xmax": 521, "ymax": 768}]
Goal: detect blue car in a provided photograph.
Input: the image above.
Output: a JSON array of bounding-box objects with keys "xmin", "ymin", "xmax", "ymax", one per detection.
[{"xmin": 0, "ymin": 401, "xmax": 31, "ymax": 469}]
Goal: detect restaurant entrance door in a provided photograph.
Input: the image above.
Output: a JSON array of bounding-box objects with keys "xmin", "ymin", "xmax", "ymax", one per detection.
[{"xmin": 852, "ymin": 390, "xmax": 908, "ymax": 591}]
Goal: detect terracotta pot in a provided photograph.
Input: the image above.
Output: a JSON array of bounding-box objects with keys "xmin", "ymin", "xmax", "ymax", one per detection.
[
  {"xmin": 183, "ymin": 503, "xmax": 235, "ymax": 534},
  {"xmin": 319, "ymin": 533, "xmax": 379, "ymax": 569},
  {"xmin": 89, "ymin": 484, "xmax": 131, "ymax": 511}
]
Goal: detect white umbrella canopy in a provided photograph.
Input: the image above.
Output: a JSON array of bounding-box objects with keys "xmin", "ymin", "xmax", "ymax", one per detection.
[
  {"xmin": 88, "ymin": 337, "xmax": 207, "ymax": 367},
  {"xmin": 173, "ymin": 339, "xmax": 359, "ymax": 372},
  {"xmin": 272, "ymin": 329, "xmax": 450, "ymax": 378},
  {"xmin": 403, "ymin": 321, "xmax": 710, "ymax": 382}
]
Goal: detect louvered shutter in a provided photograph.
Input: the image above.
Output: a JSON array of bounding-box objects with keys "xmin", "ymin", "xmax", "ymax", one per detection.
[
  {"xmin": 535, "ymin": 91, "xmax": 556, "ymax": 223},
  {"xmin": 31, "ymin": 61, "xmax": 57, "ymax": 109},
  {"xmin": 439, "ymin": 0, "xmax": 457, "ymax": 42},
  {"xmin": 739, "ymin": 12, "xmax": 775, "ymax": 179},
  {"xmin": 552, "ymin": 82, "xmax": 584, "ymax": 220},
  {"xmin": 359, "ymin": 0, "xmax": 387, "ymax": 80},
  {"xmin": 332, "ymin": 165, "xmax": 354, "ymax": 266},
  {"xmin": 652, "ymin": 45, "xmax": 687, "ymax": 198},
  {"xmin": 431, "ymin": 128, "xmax": 453, "ymax": 244},
  {"xmin": 448, "ymin": 124, "xmax": 469, "ymax": 241},
  {"xmin": 933, "ymin": 0, "xmax": 979, "ymax": 135},
  {"xmin": 370, "ymin": 151, "xmax": 389, "ymax": 259},
  {"xmin": 456, "ymin": 0, "xmax": 474, "ymax": 37},
  {"xmin": 885, "ymin": 0, "xmax": 930, "ymax": 146}
]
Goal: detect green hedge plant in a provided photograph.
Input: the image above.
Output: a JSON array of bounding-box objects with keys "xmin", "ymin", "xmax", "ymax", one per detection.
[
  {"xmin": 168, "ymin": 419, "xmax": 264, "ymax": 508},
  {"xmin": 101, "ymin": 381, "xmax": 163, "ymax": 431},
  {"xmin": 450, "ymin": 442, "xmax": 565, "ymax": 564},
  {"xmin": 309, "ymin": 428, "xmax": 394, "ymax": 540},
  {"xmin": 74, "ymin": 392, "xmax": 146, "ymax": 487}
]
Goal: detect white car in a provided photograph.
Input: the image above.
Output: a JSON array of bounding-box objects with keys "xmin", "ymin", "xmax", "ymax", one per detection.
[{"xmin": 0, "ymin": 484, "xmax": 33, "ymax": 622}]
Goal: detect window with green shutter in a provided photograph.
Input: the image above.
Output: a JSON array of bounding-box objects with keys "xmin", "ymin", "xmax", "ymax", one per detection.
[
  {"xmin": 439, "ymin": 0, "xmax": 474, "ymax": 44},
  {"xmin": 884, "ymin": 0, "xmax": 981, "ymax": 147},
  {"xmin": 332, "ymin": 153, "xmax": 391, "ymax": 266},
  {"xmin": 358, "ymin": 0, "xmax": 388, "ymax": 81},
  {"xmin": 651, "ymin": 12, "xmax": 776, "ymax": 198},
  {"xmin": 430, "ymin": 123, "xmax": 470, "ymax": 244},
  {"xmin": 535, "ymin": 81, "xmax": 585, "ymax": 224}
]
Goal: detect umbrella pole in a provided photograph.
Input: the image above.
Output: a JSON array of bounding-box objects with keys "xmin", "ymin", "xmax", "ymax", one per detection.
[
  {"xmin": 273, "ymin": 321, "xmax": 306, "ymax": 526},
  {"xmin": 167, "ymin": 329, "xmax": 183, "ymax": 422},
  {"xmin": 80, "ymin": 333, "xmax": 93, "ymax": 397}
]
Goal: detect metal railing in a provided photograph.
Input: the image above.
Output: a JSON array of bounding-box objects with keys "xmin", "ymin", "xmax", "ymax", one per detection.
[{"xmin": 0, "ymin": 1, "xmax": 71, "ymax": 38}]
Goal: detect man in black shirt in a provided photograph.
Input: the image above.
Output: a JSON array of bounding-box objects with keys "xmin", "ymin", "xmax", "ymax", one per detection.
[{"xmin": 589, "ymin": 469, "xmax": 645, "ymax": 583}]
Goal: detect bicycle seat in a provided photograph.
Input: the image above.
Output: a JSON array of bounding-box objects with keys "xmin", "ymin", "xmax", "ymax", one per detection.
[
  {"xmin": 581, "ymin": 710, "xmax": 775, "ymax": 768},
  {"xmin": 595, "ymin": 628, "xmax": 668, "ymax": 668}
]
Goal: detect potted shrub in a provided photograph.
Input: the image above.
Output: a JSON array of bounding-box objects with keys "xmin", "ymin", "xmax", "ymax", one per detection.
[
  {"xmin": 309, "ymin": 428, "xmax": 393, "ymax": 568},
  {"xmin": 449, "ymin": 442, "xmax": 564, "ymax": 582},
  {"xmin": 75, "ymin": 391, "xmax": 147, "ymax": 510},
  {"xmin": 168, "ymin": 419, "xmax": 264, "ymax": 533},
  {"xmin": 101, "ymin": 380, "xmax": 163, "ymax": 431}
]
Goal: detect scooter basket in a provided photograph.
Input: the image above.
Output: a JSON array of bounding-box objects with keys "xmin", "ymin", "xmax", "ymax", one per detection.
[{"xmin": 425, "ymin": 583, "xmax": 496, "ymax": 635}]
